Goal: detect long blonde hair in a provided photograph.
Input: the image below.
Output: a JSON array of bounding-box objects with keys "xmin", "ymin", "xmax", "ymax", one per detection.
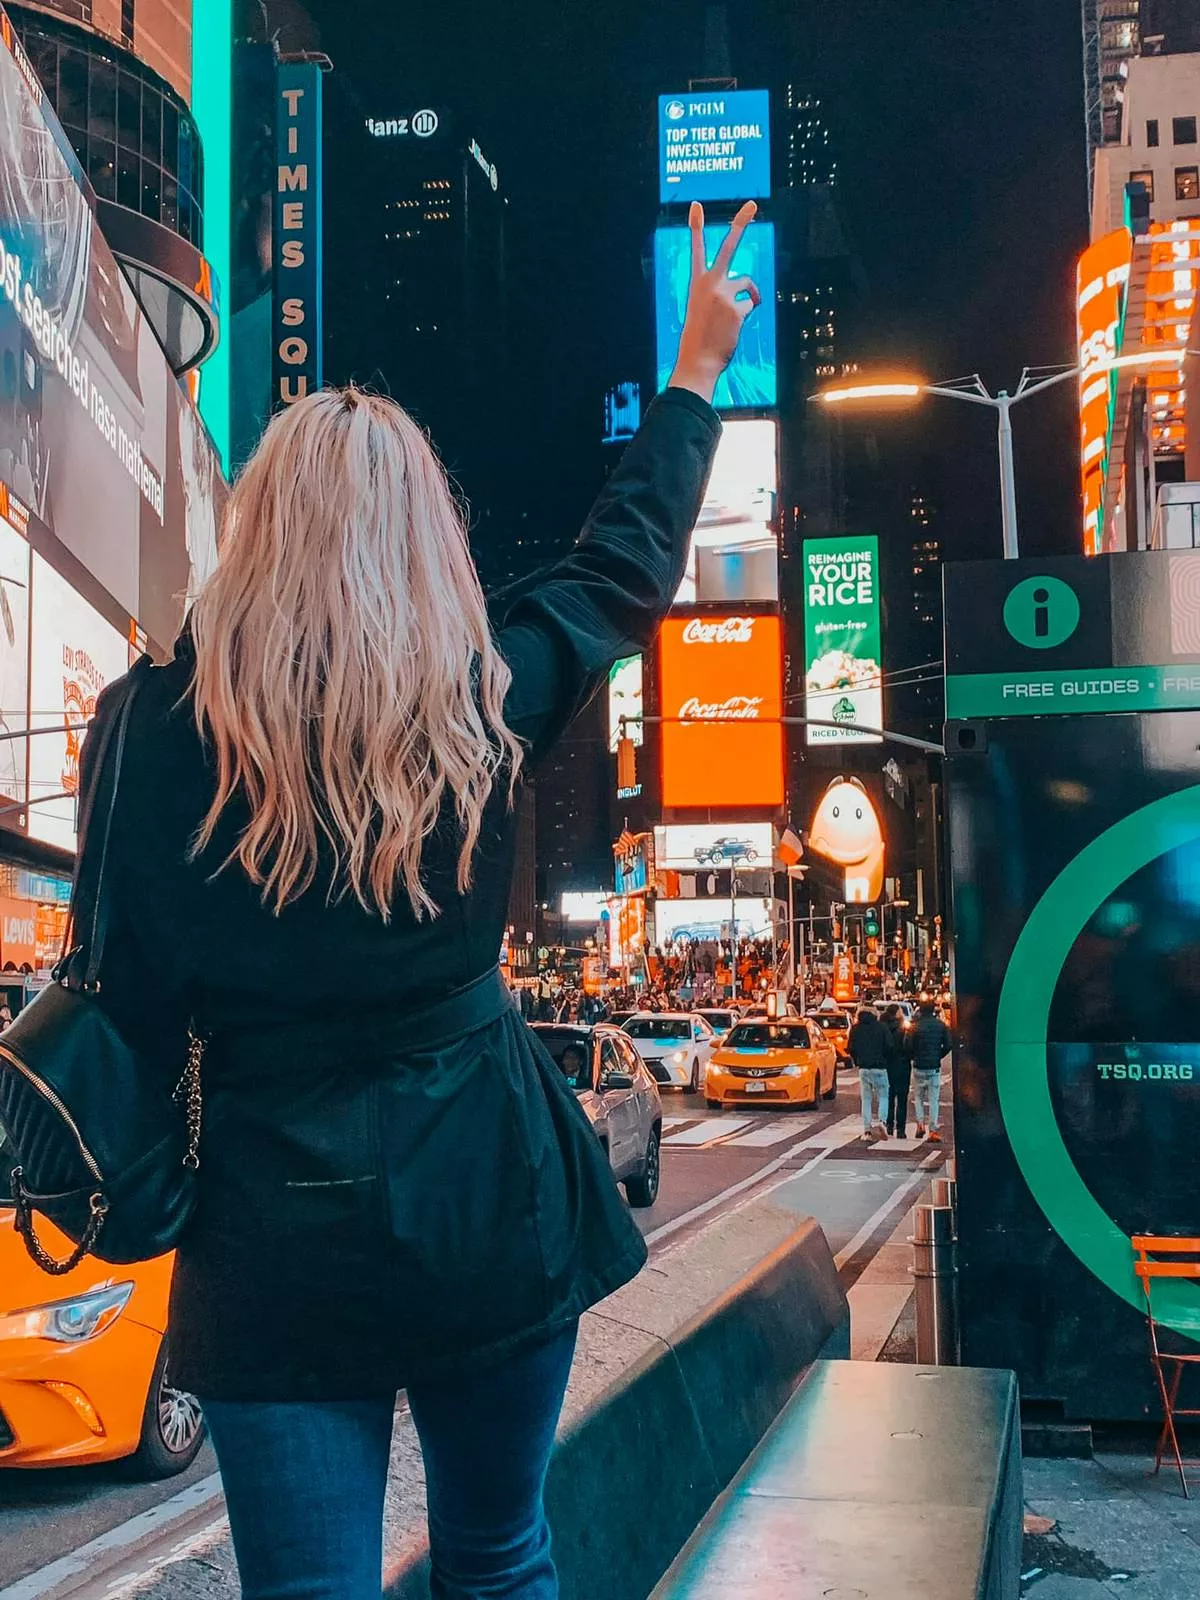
[{"xmin": 188, "ymin": 386, "xmax": 522, "ymax": 920}]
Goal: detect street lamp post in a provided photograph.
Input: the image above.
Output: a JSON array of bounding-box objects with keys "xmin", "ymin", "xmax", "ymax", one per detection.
[{"xmin": 819, "ymin": 367, "xmax": 1082, "ymax": 560}]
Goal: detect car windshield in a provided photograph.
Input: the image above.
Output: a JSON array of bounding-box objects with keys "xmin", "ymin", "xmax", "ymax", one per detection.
[
  {"xmin": 726, "ymin": 1023, "xmax": 811, "ymax": 1049},
  {"xmin": 624, "ymin": 1017, "xmax": 692, "ymax": 1040},
  {"xmin": 700, "ymin": 1012, "xmax": 734, "ymax": 1029},
  {"xmin": 532, "ymin": 1027, "xmax": 592, "ymax": 1092},
  {"xmin": 814, "ymin": 1013, "xmax": 849, "ymax": 1029}
]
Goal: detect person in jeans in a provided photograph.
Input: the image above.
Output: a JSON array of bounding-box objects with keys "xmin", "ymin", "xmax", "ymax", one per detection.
[
  {"xmin": 83, "ymin": 201, "xmax": 761, "ymax": 1600},
  {"xmin": 882, "ymin": 1003, "xmax": 911, "ymax": 1139},
  {"xmin": 911, "ymin": 1000, "xmax": 953, "ymax": 1141},
  {"xmin": 849, "ymin": 1004, "xmax": 890, "ymax": 1144}
]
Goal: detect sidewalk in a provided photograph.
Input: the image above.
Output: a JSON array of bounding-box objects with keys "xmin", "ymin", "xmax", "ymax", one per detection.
[
  {"xmin": 1021, "ymin": 1452, "xmax": 1200, "ymax": 1599},
  {"xmin": 854, "ymin": 1191, "xmax": 1200, "ymax": 1599}
]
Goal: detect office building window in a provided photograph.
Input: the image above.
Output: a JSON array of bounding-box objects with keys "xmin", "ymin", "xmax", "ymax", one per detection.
[
  {"xmin": 121, "ymin": 0, "xmax": 134, "ymax": 45},
  {"xmin": 1176, "ymin": 166, "xmax": 1200, "ymax": 201},
  {"xmin": 1173, "ymin": 116, "xmax": 1198, "ymax": 145},
  {"xmin": 1131, "ymin": 168, "xmax": 1156, "ymax": 200},
  {"xmin": 1148, "ymin": 119, "xmax": 1160, "ymax": 147}
]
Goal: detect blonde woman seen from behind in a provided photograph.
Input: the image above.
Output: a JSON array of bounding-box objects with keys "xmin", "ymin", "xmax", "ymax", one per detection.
[{"xmin": 84, "ymin": 200, "xmax": 760, "ymax": 1600}]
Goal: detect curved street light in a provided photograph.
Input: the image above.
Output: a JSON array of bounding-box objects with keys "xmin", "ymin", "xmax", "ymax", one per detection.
[{"xmin": 815, "ymin": 365, "xmax": 1087, "ymax": 560}]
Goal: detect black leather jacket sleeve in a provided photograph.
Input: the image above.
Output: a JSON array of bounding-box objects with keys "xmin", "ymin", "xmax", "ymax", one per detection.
[{"xmin": 496, "ymin": 386, "xmax": 720, "ymax": 762}]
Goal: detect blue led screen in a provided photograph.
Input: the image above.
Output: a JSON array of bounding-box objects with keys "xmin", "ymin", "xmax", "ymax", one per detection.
[{"xmin": 654, "ymin": 222, "xmax": 777, "ymax": 411}]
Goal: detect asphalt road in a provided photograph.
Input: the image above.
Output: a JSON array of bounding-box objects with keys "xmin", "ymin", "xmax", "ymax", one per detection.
[{"xmin": 0, "ymin": 1075, "xmax": 944, "ymax": 1596}]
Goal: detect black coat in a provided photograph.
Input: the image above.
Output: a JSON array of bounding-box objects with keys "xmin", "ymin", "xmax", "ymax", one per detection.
[
  {"xmin": 87, "ymin": 388, "xmax": 720, "ymax": 1401},
  {"xmin": 848, "ymin": 1011, "xmax": 889, "ymax": 1072},
  {"xmin": 910, "ymin": 1012, "xmax": 953, "ymax": 1073}
]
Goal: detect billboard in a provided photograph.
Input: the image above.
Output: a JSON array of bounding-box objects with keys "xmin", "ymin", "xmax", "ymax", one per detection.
[
  {"xmin": 654, "ymin": 823, "xmax": 773, "ymax": 872},
  {"xmin": 656, "ymin": 896, "xmax": 774, "ymax": 944},
  {"xmin": 658, "ymin": 89, "xmax": 771, "ymax": 205},
  {"xmin": 608, "ymin": 654, "xmax": 644, "ymax": 751},
  {"xmin": 655, "ymin": 223, "xmax": 776, "ymax": 411},
  {"xmin": 28, "ymin": 553, "xmax": 131, "ymax": 851},
  {"xmin": 803, "ymin": 536, "xmax": 883, "ymax": 744},
  {"xmin": 1076, "ymin": 229, "xmax": 1131, "ymax": 557},
  {"xmin": 809, "ymin": 777, "xmax": 885, "ymax": 904},
  {"xmin": 676, "ymin": 419, "xmax": 777, "ymax": 606},
  {"xmin": 560, "ymin": 891, "xmax": 608, "ymax": 922},
  {"xmin": 659, "ymin": 613, "xmax": 784, "ymax": 809},
  {"xmin": 0, "ymin": 11, "xmax": 223, "ymax": 656}
]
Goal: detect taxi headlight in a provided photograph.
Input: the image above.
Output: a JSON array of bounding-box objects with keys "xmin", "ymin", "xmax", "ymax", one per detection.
[
  {"xmin": 782, "ymin": 1065, "xmax": 807, "ymax": 1078},
  {"xmin": 0, "ymin": 1282, "xmax": 134, "ymax": 1344}
]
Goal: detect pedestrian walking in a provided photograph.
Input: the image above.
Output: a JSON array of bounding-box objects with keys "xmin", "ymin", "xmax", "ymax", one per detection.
[
  {"xmin": 911, "ymin": 999, "xmax": 952, "ymax": 1141},
  {"xmin": 849, "ymin": 1004, "xmax": 891, "ymax": 1144},
  {"xmin": 74, "ymin": 199, "xmax": 758, "ymax": 1600},
  {"xmin": 882, "ymin": 1003, "xmax": 911, "ymax": 1140}
]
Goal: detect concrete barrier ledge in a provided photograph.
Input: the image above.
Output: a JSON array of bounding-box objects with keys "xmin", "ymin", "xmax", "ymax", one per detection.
[
  {"xmin": 387, "ymin": 1200, "xmax": 848, "ymax": 1600},
  {"xmin": 134, "ymin": 1199, "xmax": 847, "ymax": 1600}
]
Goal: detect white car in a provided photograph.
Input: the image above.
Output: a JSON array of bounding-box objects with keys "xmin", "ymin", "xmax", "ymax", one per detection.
[{"xmin": 621, "ymin": 1012, "xmax": 716, "ymax": 1093}]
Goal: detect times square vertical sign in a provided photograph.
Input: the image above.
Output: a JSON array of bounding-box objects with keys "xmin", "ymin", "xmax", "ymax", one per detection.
[{"xmin": 273, "ymin": 61, "xmax": 324, "ymax": 409}]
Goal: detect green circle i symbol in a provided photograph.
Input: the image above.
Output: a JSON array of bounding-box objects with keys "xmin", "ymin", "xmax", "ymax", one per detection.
[{"xmin": 1003, "ymin": 575, "xmax": 1080, "ymax": 650}]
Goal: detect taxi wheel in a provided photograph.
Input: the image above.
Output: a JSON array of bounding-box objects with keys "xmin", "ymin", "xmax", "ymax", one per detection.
[
  {"xmin": 126, "ymin": 1340, "xmax": 206, "ymax": 1480},
  {"xmin": 823, "ymin": 1063, "xmax": 838, "ymax": 1101},
  {"xmin": 705, "ymin": 1098, "xmax": 722, "ymax": 1110}
]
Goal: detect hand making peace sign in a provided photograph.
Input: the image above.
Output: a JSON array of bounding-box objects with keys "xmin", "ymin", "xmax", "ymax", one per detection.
[{"xmin": 668, "ymin": 200, "xmax": 762, "ymax": 405}]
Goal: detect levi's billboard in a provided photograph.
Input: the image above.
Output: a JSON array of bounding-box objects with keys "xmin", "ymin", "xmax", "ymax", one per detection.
[{"xmin": 659, "ymin": 613, "xmax": 784, "ymax": 809}]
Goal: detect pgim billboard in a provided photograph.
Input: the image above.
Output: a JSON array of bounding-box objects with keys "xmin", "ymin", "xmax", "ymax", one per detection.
[
  {"xmin": 803, "ymin": 536, "xmax": 883, "ymax": 745},
  {"xmin": 657, "ymin": 89, "xmax": 771, "ymax": 206},
  {"xmin": 658, "ymin": 613, "xmax": 784, "ymax": 809}
]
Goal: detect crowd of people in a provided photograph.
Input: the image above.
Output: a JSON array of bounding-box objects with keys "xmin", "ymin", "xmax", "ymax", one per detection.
[{"xmin": 848, "ymin": 1000, "xmax": 952, "ymax": 1145}]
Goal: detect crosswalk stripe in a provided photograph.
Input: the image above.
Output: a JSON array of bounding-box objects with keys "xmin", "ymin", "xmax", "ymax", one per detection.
[
  {"xmin": 796, "ymin": 1113, "xmax": 866, "ymax": 1150},
  {"xmin": 660, "ymin": 1115, "xmax": 692, "ymax": 1130},
  {"xmin": 664, "ymin": 1117, "xmax": 753, "ymax": 1146},
  {"xmin": 727, "ymin": 1119, "xmax": 813, "ymax": 1148}
]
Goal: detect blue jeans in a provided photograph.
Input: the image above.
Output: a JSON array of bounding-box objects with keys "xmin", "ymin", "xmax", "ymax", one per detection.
[
  {"xmin": 859, "ymin": 1067, "xmax": 890, "ymax": 1132},
  {"xmin": 913, "ymin": 1068, "xmax": 942, "ymax": 1130},
  {"xmin": 203, "ymin": 1324, "xmax": 578, "ymax": 1600}
]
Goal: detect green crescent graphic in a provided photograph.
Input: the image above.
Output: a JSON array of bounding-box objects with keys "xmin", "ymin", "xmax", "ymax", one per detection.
[{"xmin": 995, "ymin": 785, "xmax": 1200, "ymax": 1337}]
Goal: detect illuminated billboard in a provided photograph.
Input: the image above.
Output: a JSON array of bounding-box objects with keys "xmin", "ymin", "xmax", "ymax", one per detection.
[
  {"xmin": 654, "ymin": 823, "xmax": 774, "ymax": 871},
  {"xmin": 608, "ymin": 654, "xmax": 644, "ymax": 751},
  {"xmin": 676, "ymin": 419, "xmax": 777, "ymax": 606},
  {"xmin": 658, "ymin": 89, "xmax": 771, "ymax": 205},
  {"xmin": 28, "ymin": 554, "xmax": 131, "ymax": 851},
  {"xmin": 656, "ymin": 897, "xmax": 774, "ymax": 944},
  {"xmin": 803, "ymin": 536, "xmax": 883, "ymax": 744},
  {"xmin": 809, "ymin": 777, "xmax": 885, "ymax": 904},
  {"xmin": 1076, "ymin": 229, "xmax": 1132, "ymax": 557},
  {"xmin": 0, "ymin": 13, "xmax": 223, "ymax": 654},
  {"xmin": 561, "ymin": 892, "xmax": 608, "ymax": 922},
  {"xmin": 659, "ymin": 613, "xmax": 784, "ymax": 809},
  {"xmin": 655, "ymin": 223, "xmax": 776, "ymax": 411}
]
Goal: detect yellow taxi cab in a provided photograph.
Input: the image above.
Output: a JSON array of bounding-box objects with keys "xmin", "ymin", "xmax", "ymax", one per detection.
[
  {"xmin": 0, "ymin": 1150, "xmax": 204, "ymax": 1476},
  {"xmin": 807, "ymin": 1009, "xmax": 854, "ymax": 1067},
  {"xmin": 704, "ymin": 1017, "xmax": 838, "ymax": 1109}
]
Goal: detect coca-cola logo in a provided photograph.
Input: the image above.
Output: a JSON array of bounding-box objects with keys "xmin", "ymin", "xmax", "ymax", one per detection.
[
  {"xmin": 678, "ymin": 695, "xmax": 763, "ymax": 721},
  {"xmin": 681, "ymin": 616, "xmax": 755, "ymax": 645}
]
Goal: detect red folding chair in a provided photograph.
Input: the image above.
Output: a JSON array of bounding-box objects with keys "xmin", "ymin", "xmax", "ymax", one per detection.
[{"xmin": 1132, "ymin": 1235, "xmax": 1200, "ymax": 1497}]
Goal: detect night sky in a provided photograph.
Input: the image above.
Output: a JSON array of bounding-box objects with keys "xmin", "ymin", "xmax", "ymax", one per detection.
[{"xmin": 294, "ymin": 0, "xmax": 1090, "ymax": 562}]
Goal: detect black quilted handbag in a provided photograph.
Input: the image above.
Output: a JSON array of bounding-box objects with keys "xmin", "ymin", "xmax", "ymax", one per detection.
[{"xmin": 0, "ymin": 657, "xmax": 203, "ymax": 1272}]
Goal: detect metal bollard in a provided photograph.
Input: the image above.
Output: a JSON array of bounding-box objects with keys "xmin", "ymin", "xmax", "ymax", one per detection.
[
  {"xmin": 911, "ymin": 1203, "xmax": 960, "ymax": 1365},
  {"xmin": 931, "ymin": 1175, "xmax": 958, "ymax": 1214}
]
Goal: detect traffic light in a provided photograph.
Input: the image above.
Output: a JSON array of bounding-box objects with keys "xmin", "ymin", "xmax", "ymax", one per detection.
[{"xmin": 864, "ymin": 907, "xmax": 881, "ymax": 940}]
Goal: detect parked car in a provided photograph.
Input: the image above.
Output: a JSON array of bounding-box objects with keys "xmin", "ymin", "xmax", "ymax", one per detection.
[
  {"xmin": 530, "ymin": 1023, "xmax": 662, "ymax": 1206},
  {"xmin": 705, "ymin": 1018, "xmax": 838, "ymax": 1110},
  {"xmin": 621, "ymin": 1012, "xmax": 716, "ymax": 1093},
  {"xmin": 692, "ymin": 836, "xmax": 759, "ymax": 866},
  {"xmin": 0, "ymin": 1139, "xmax": 204, "ymax": 1475}
]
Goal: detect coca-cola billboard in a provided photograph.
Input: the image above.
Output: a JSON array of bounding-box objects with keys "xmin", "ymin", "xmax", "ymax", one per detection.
[{"xmin": 659, "ymin": 612, "xmax": 784, "ymax": 809}]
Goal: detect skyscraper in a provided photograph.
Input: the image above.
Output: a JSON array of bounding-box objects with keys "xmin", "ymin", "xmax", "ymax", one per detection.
[
  {"xmin": 1083, "ymin": 0, "xmax": 1200, "ymax": 199},
  {"xmin": 323, "ymin": 108, "xmax": 508, "ymax": 511}
]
